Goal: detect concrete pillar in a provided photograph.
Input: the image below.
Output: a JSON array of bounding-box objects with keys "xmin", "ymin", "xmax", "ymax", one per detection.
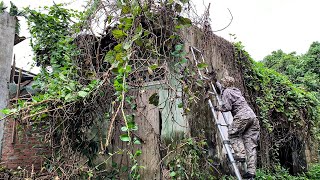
[{"xmin": 0, "ymin": 12, "xmax": 16, "ymax": 157}]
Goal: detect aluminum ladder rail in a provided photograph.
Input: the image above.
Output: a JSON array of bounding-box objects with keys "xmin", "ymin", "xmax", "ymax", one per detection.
[{"xmin": 190, "ymin": 46, "xmax": 242, "ymax": 180}]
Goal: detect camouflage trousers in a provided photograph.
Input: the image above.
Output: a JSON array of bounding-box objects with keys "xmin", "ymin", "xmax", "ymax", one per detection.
[{"xmin": 228, "ymin": 117, "xmax": 260, "ymax": 175}]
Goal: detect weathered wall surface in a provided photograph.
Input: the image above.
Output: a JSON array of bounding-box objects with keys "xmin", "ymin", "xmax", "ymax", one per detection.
[
  {"xmin": 180, "ymin": 26, "xmax": 247, "ymax": 167},
  {"xmin": 112, "ymin": 88, "xmax": 161, "ymax": 179},
  {"xmin": 0, "ymin": 12, "xmax": 16, "ymax": 156},
  {"xmin": 181, "ymin": 26, "xmax": 246, "ymax": 93}
]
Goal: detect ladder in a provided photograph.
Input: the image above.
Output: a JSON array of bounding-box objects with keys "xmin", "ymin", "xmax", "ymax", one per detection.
[{"xmin": 190, "ymin": 46, "xmax": 243, "ymax": 180}]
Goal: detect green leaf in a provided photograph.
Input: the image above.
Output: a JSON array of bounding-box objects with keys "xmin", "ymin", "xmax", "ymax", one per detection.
[
  {"xmin": 180, "ymin": 58, "xmax": 187, "ymax": 64},
  {"xmin": 132, "ymin": 6, "xmax": 141, "ymax": 16},
  {"xmin": 135, "ymin": 149, "xmax": 142, "ymax": 157},
  {"xmin": 170, "ymin": 171, "xmax": 176, "ymax": 177},
  {"xmin": 175, "ymin": 44, "xmax": 183, "ymax": 51},
  {"xmin": 0, "ymin": 108, "xmax": 11, "ymax": 115},
  {"xmin": 87, "ymin": 170, "xmax": 93, "ymax": 177},
  {"xmin": 0, "ymin": 2, "xmax": 7, "ymax": 13},
  {"xmin": 178, "ymin": 103, "xmax": 183, "ymax": 108},
  {"xmin": 254, "ymin": 85, "xmax": 260, "ymax": 91},
  {"xmin": 123, "ymin": 41, "xmax": 132, "ymax": 50},
  {"xmin": 121, "ymin": 126, "xmax": 128, "ymax": 131},
  {"xmin": 197, "ymin": 63, "xmax": 208, "ymax": 69},
  {"xmin": 65, "ymin": 93, "xmax": 74, "ymax": 101},
  {"xmin": 59, "ymin": 73, "xmax": 67, "ymax": 81},
  {"xmin": 112, "ymin": 30, "xmax": 127, "ymax": 39},
  {"xmin": 175, "ymin": 25, "xmax": 182, "ymax": 29},
  {"xmin": 135, "ymin": 38, "xmax": 143, "ymax": 46},
  {"xmin": 78, "ymin": 91, "xmax": 88, "ymax": 98},
  {"xmin": 169, "ymin": 35, "xmax": 176, "ymax": 39},
  {"xmin": 121, "ymin": 17, "xmax": 133, "ymax": 25},
  {"xmin": 177, "ymin": 16, "xmax": 192, "ymax": 27},
  {"xmin": 120, "ymin": 134, "xmax": 130, "ymax": 142},
  {"xmin": 149, "ymin": 64, "xmax": 158, "ymax": 70},
  {"xmin": 132, "ymin": 25, "xmax": 143, "ymax": 42},
  {"xmin": 120, "ymin": 17, "xmax": 133, "ymax": 30},
  {"xmin": 180, "ymin": 0, "xmax": 190, "ymax": 3},
  {"xmin": 114, "ymin": 44, "xmax": 123, "ymax": 52},
  {"xmin": 127, "ymin": 121, "xmax": 138, "ymax": 131},
  {"xmin": 107, "ymin": 15, "xmax": 113, "ymax": 23},
  {"xmin": 149, "ymin": 93, "xmax": 159, "ymax": 106},
  {"xmin": 105, "ymin": 51, "xmax": 115, "ymax": 62},
  {"xmin": 121, "ymin": 5, "xmax": 130, "ymax": 14},
  {"xmin": 9, "ymin": 1, "xmax": 18, "ymax": 16},
  {"xmin": 134, "ymin": 138, "xmax": 141, "ymax": 145},
  {"xmin": 175, "ymin": 4, "xmax": 182, "ymax": 13},
  {"xmin": 125, "ymin": 65, "xmax": 132, "ymax": 73}
]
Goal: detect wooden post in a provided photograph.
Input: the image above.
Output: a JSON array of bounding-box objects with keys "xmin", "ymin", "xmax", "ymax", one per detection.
[
  {"xmin": 10, "ymin": 55, "xmax": 16, "ymax": 83},
  {"xmin": 11, "ymin": 68, "xmax": 22, "ymax": 144}
]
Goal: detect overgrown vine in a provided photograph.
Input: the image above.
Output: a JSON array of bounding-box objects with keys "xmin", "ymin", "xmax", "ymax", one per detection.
[
  {"xmin": 3, "ymin": 0, "xmax": 318, "ymax": 178},
  {"xmin": 234, "ymin": 41, "xmax": 320, "ymax": 169},
  {"xmin": 0, "ymin": 0, "xmax": 208, "ymax": 178}
]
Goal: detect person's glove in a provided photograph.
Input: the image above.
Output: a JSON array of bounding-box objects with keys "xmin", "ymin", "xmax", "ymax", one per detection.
[
  {"xmin": 214, "ymin": 105, "xmax": 222, "ymax": 111},
  {"xmin": 215, "ymin": 81, "xmax": 223, "ymax": 95},
  {"xmin": 204, "ymin": 71, "xmax": 217, "ymax": 82}
]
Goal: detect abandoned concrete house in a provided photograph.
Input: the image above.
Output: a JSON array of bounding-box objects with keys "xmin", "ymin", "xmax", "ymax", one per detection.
[{"xmin": 0, "ymin": 7, "xmax": 318, "ymax": 179}]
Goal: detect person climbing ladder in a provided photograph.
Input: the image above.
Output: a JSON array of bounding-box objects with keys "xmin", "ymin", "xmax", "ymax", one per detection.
[{"xmin": 215, "ymin": 75, "xmax": 260, "ymax": 179}]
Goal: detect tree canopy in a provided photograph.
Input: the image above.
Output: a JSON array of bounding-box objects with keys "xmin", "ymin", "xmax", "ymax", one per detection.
[{"xmin": 262, "ymin": 42, "xmax": 320, "ymax": 95}]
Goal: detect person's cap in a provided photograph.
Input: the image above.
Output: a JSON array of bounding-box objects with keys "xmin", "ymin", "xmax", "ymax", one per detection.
[{"xmin": 220, "ymin": 75, "xmax": 235, "ymax": 87}]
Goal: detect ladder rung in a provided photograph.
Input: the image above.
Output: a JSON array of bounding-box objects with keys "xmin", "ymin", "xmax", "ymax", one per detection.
[
  {"xmin": 203, "ymin": 76, "xmax": 210, "ymax": 80},
  {"xmin": 208, "ymin": 91, "xmax": 215, "ymax": 95},
  {"xmin": 217, "ymin": 123, "xmax": 229, "ymax": 127},
  {"xmin": 223, "ymin": 140, "xmax": 231, "ymax": 144}
]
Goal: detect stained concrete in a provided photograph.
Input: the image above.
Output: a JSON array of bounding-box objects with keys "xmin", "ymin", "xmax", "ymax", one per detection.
[{"xmin": 0, "ymin": 12, "xmax": 16, "ymax": 157}]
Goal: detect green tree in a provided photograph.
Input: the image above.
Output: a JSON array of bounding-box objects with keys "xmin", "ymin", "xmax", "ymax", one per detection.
[{"xmin": 262, "ymin": 42, "xmax": 320, "ymax": 94}]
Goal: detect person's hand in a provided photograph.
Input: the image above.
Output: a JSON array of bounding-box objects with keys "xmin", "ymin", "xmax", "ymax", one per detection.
[
  {"xmin": 204, "ymin": 71, "xmax": 217, "ymax": 82},
  {"xmin": 214, "ymin": 105, "xmax": 222, "ymax": 111}
]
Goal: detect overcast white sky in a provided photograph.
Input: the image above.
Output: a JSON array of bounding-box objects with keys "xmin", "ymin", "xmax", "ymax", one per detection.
[{"xmin": 4, "ymin": 0, "xmax": 320, "ymax": 73}]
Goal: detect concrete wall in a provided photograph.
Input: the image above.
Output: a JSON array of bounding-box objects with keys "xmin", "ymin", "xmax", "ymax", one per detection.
[
  {"xmin": 180, "ymin": 26, "xmax": 244, "ymax": 165},
  {"xmin": 0, "ymin": 12, "xmax": 16, "ymax": 157},
  {"xmin": 112, "ymin": 89, "xmax": 161, "ymax": 179}
]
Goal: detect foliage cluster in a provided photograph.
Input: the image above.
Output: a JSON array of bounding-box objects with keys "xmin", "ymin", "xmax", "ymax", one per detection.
[
  {"xmin": 0, "ymin": 0, "xmax": 200, "ymax": 178},
  {"xmin": 3, "ymin": 0, "xmax": 318, "ymax": 178},
  {"xmin": 235, "ymin": 41, "xmax": 319, "ymax": 135},
  {"xmin": 223, "ymin": 163, "xmax": 320, "ymax": 180},
  {"xmin": 263, "ymin": 42, "xmax": 320, "ymax": 98},
  {"xmin": 234, "ymin": 41, "xmax": 320, "ymax": 168},
  {"xmin": 164, "ymin": 138, "xmax": 218, "ymax": 180},
  {"xmin": 255, "ymin": 163, "xmax": 320, "ymax": 180}
]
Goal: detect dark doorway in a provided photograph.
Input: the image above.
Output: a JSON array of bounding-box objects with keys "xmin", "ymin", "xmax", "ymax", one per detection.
[
  {"xmin": 279, "ymin": 142, "xmax": 294, "ymax": 174},
  {"xmin": 277, "ymin": 136, "xmax": 307, "ymax": 175}
]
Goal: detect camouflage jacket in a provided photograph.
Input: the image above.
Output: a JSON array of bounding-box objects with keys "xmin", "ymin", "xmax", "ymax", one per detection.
[{"xmin": 220, "ymin": 87, "xmax": 256, "ymax": 120}]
